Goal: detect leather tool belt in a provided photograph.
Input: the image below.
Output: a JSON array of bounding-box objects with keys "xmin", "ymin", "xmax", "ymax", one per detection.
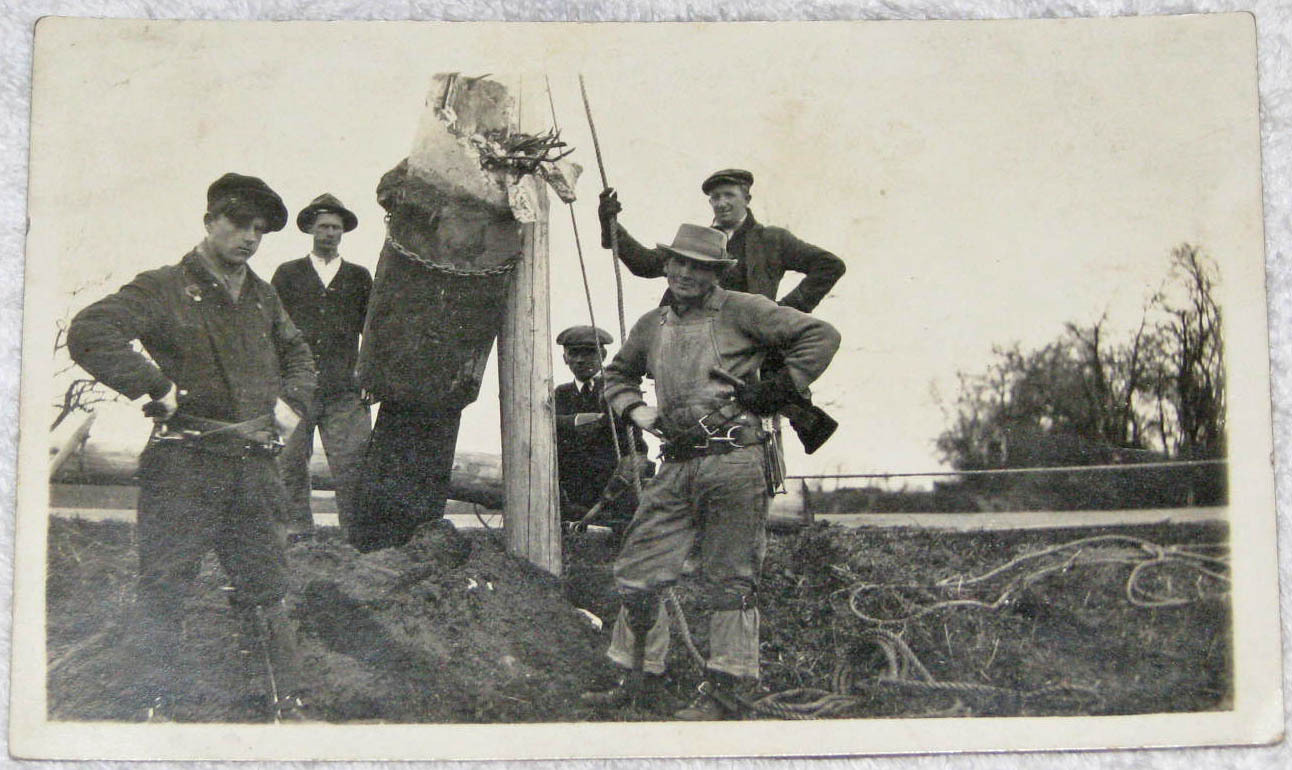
[
  {"xmin": 660, "ymin": 402, "xmax": 770, "ymax": 462},
  {"xmin": 149, "ymin": 412, "xmax": 283, "ymax": 458}
]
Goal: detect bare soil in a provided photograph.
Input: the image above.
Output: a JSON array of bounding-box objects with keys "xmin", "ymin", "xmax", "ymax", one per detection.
[{"xmin": 46, "ymin": 515, "xmax": 1230, "ymax": 723}]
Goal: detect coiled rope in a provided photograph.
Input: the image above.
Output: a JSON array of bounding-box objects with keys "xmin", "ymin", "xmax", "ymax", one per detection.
[
  {"xmin": 661, "ymin": 533, "xmax": 1225, "ymax": 719},
  {"xmin": 846, "ymin": 534, "xmax": 1230, "ymax": 625}
]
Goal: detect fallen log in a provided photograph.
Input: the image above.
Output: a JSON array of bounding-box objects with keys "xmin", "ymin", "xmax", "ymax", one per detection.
[
  {"xmin": 51, "ymin": 441, "xmax": 506, "ymax": 510},
  {"xmin": 49, "ymin": 440, "xmax": 809, "ymax": 531}
]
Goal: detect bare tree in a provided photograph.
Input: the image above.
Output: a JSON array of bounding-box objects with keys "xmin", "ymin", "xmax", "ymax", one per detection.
[
  {"xmin": 937, "ymin": 244, "xmax": 1225, "ymax": 469},
  {"xmin": 51, "ymin": 274, "xmax": 121, "ymax": 432}
]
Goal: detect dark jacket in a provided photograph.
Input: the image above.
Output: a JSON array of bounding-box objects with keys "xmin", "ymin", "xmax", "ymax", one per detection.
[
  {"xmin": 609, "ymin": 210, "xmax": 846, "ymax": 313},
  {"xmin": 68, "ymin": 250, "xmax": 316, "ymax": 422},
  {"xmin": 554, "ymin": 376, "xmax": 647, "ymax": 509},
  {"xmin": 271, "ymin": 257, "xmax": 371, "ymax": 396}
]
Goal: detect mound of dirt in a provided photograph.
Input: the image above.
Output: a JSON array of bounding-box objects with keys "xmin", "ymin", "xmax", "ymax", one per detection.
[{"xmin": 47, "ymin": 517, "xmax": 620, "ymax": 723}]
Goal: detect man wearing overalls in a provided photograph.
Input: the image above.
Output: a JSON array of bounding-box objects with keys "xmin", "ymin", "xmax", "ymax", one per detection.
[{"xmin": 586, "ymin": 224, "xmax": 840, "ymax": 720}]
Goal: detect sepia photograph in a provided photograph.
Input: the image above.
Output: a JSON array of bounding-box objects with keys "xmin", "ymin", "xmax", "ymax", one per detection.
[{"xmin": 6, "ymin": 12, "xmax": 1283, "ymax": 763}]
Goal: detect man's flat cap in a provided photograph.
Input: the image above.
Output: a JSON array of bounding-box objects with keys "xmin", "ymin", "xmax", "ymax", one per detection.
[
  {"xmin": 206, "ymin": 173, "xmax": 288, "ymax": 232},
  {"xmin": 556, "ymin": 325, "xmax": 614, "ymax": 348},
  {"xmin": 701, "ymin": 168, "xmax": 754, "ymax": 194},
  {"xmin": 297, "ymin": 193, "xmax": 359, "ymax": 233}
]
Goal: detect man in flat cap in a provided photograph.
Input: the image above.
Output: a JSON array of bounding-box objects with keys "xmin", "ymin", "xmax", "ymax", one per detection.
[
  {"xmin": 68, "ymin": 173, "xmax": 316, "ymax": 722},
  {"xmin": 584, "ymin": 224, "xmax": 840, "ymax": 720},
  {"xmin": 271, "ymin": 194, "xmax": 372, "ymax": 541},
  {"xmin": 598, "ymin": 169, "xmax": 846, "ymax": 313},
  {"xmin": 554, "ymin": 325, "xmax": 650, "ymax": 535}
]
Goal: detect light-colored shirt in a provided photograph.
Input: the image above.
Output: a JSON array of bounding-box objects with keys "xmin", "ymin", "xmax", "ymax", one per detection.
[
  {"xmin": 713, "ymin": 213, "xmax": 748, "ymax": 238},
  {"xmin": 309, "ymin": 252, "xmax": 343, "ymax": 288}
]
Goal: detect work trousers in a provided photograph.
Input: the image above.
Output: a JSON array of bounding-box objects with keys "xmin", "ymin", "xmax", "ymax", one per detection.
[
  {"xmin": 606, "ymin": 445, "xmax": 768, "ymax": 680},
  {"xmin": 277, "ymin": 390, "xmax": 371, "ymax": 537},
  {"xmin": 133, "ymin": 442, "xmax": 300, "ymax": 697}
]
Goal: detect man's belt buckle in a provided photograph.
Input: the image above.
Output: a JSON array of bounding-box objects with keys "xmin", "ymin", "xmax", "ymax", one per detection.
[
  {"xmin": 706, "ymin": 423, "xmax": 752, "ymax": 449},
  {"xmin": 697, "ymin": 411, "xmax": 743, "ymax": 445}
]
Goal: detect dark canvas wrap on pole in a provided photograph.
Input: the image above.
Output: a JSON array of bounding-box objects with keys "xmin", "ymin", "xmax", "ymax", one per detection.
[
  {"xmin": 350, "ymin": 75, "xmax": 574, "ymax": 560},
  {"xmin": 357, "ymin": 161, "xmax": 517, "ymax": 409}
]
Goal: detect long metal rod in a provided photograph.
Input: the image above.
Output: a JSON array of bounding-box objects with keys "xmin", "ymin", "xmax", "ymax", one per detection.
[
  {"xmin": 578, "ymin": 74, "xmax": 630, "ymax": 346},
  {"xmin": 577, "ymin": 74, "xmax": 641, "ymax": 495},
  {"xmin": 547, "ymin": 77, "xmax": 623, "ymax": 466}
]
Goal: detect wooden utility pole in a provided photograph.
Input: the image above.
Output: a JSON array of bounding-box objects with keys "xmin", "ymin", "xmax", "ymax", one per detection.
[{"xmin": 499, "ymin": 177, "xmax": 561, "ymax": 575}]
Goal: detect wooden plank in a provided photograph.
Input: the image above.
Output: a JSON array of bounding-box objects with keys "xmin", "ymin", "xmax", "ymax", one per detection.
[
  {"xmin": 498, "ymin": 178, "xmax": 561, "ymax": 575},
  {"xmin": 49, "ymin": 412, "xmax": 96, "ymax": 480}
]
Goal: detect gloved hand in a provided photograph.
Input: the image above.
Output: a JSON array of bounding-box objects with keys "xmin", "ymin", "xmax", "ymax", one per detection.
[
  {"xmin": 735, "ymin": 368, "xmax": 800, "ymax": 416},
  {"xmin": 141, "ymin": 381, "xmax": 179, "ymax": 422},
  {"xmin": 598, "ymin": 188, "xmax": 622, "ymax": 248}
]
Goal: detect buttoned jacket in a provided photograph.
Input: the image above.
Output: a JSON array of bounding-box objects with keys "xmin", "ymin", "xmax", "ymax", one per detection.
[
  {"xmin": 610, "ymin": 211, "xmax": 846, "ymax": 313},
  {"xmin": 271, "ymin": 257, "xmax": 371, "ymax": 396},
  {"xmin": 68, "ymin": 250, "xmax": 316, "ymax": 422}
]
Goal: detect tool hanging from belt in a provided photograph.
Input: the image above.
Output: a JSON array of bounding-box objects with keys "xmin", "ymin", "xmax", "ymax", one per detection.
[{"xmin": 149, "ymin": 413, "xmax": 284, "ymax": 457}]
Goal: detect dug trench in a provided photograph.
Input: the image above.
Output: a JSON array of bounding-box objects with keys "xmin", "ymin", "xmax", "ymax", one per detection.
[{"xmin": 46, "ymin": 516, "xmax": 1231, "ymax": 722}]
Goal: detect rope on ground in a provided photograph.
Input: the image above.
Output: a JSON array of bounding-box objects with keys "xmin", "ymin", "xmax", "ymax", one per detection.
[
  {"xmin": 661, "ymin": 534, "xmax": 1218, "ymax": 718},
  {"xmin": 846, "ymin": 534, "xmax": 1230, "ymax": 625}
]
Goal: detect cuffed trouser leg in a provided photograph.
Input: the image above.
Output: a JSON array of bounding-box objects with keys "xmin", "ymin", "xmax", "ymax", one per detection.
[
  {"xmin": 707, "ymin": 608, "xmax": 761, "ymax": 679},
  {"xmin": 695, "ymin": 446, "xmax": 768, "ymax": 681},
  {"xmin": 606, "ymin": 601, "xmax": 671, "ymax": 675}
]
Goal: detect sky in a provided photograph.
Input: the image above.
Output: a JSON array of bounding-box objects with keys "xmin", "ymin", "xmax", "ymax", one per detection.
[{"xmin": 27, "ymin": 16, "xmax": 1265, "ymax": 483}]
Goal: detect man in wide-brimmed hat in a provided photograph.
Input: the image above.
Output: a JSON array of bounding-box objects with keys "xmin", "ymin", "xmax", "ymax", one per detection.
[
  {"xmin": 598, "ymin": 169, "xmax": 846, "ymax": 313},
  {"xmin": 271, "ymin": 194, "xmax": 372, "ymax": 541},
  {"xmin": 67, "ymin": 173, "xmax": 316, "ymax": 722},
  {"xmin": 583, "ymin": 224, "xmax": 840, "ymax": 720}
]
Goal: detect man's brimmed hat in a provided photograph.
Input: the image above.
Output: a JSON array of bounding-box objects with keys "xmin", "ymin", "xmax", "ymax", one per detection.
[
  {"xmin": 701, "ymin": 168, "xmax": 754, "ymax": 195},
  {"xmin": 297, "ymin": 193, "xmax": 359, "ymax": 233},
  {"xmin": 656, "ymin": 224, "xmax": 735, "ymax": 266},
  {"xmin": 556, "ymin": 325, "xmax": 613, "ymax": 349},
  {"xmin": 206, "ymin": 173, "xmax": 288, "ymax": 232}
]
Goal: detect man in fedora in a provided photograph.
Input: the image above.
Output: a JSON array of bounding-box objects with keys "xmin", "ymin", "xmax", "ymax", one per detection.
[
  {"xmin": 68, "ymin": 173, "xmax": 316, "ymax": 721},
  {"xmin": 598, "ymin": 169, "xmax": 846, "ymax": 313},
  {"xmin": 553, "ymin": 325, "xmax": 650, "ymax": 535},
  {"xmin": 271, "ymin": 194, "xmax": 372, "ymax": 540},
  {"xmin": 584, "ymin": 224, "xmax": 840, "ymax": 719}
]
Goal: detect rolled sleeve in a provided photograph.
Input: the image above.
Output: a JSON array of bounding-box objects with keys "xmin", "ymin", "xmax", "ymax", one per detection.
[
  {"xmin": 603, "ymin": 313, "xmax": 657, "ymax": 417},
  {"xmin": 731, "ymin": 294, "xmax": 841, "ymax": 394}
]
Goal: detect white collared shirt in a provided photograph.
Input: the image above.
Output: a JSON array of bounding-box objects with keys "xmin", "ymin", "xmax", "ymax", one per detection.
[
  {"xmin": 713, "ymin": 213, "xmax": 747, "ymax": 238},
  {"xmin": 308, "ymin": 252, "xmax": 343, "ymax": 288}
]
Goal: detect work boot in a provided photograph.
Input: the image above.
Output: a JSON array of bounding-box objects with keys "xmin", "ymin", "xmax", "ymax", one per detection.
[
  {"xmin": 139, "ymin": 694, "xmax": 173, "ymax": 723},
  {"xmin": 581, "ymin": 672, "xmax": 671, "ymax": 709},
  {"xmin": 674, "ymin": 673, "xmax": 744, "ymax": 721},
  {"xmin": 272, "ymin": 694, "xmax": 316, "ymax": 723}
]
